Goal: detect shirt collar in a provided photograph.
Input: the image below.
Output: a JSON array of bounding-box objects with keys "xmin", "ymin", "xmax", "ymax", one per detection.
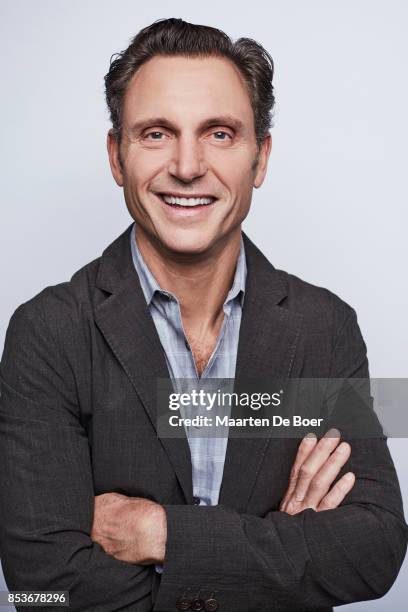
[
  {"xmin": 130, "ymin": 222, "xmax": 247, "ymax": 307},
  {"xmin": 224, "ymin": 234, "xmax": 246, "ymax": 309}
]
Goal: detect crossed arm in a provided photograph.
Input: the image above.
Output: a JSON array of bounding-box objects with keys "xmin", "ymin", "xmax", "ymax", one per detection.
[{"xmin": 91, "ymin": 430, "xmax": 355, "ymax": 565}]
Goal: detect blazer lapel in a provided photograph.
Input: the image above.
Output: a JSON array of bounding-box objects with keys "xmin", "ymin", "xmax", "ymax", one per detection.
[
  {"xmin": 219, "ymin": 233, "xmax": 304, "ymax": 511},
  {"xmin": 94, "ymin": 224, "xmax": 193, "ymax": 503}
]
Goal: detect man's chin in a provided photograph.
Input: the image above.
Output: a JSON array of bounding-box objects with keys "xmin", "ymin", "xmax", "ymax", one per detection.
[{"xmin": 159, "ymin": 234, "xmax": 218, "ymax": 258}]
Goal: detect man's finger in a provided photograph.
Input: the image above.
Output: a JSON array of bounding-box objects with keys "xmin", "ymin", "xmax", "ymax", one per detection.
[
  {"xmin": 279, "ymin": 434, "xmax": 317, "ymax": 509},
  {"xmin": 302, "ymin": 441, "xmax": 351, "ymax": 507},
  {"xmin": 288, "ymin": 433, "xmax": 318, "ymax": 483},
  {"xmin": 290, "ymin": 428, "xmax": 341, "ymax": 503},
  {"xmin": 317, "ymin": 472, "xmax": 355, "ymax": 511}
]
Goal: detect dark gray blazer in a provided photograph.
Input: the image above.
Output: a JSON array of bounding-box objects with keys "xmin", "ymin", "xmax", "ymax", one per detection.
[{"xmin": 0, "ymin": 224, "xmax": 406, "ymax": 612}]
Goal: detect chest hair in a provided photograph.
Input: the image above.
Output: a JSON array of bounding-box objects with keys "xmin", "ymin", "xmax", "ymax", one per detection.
[{"xmin": 187, "ymin": 335, "xmax": 218, "ymax": 377}]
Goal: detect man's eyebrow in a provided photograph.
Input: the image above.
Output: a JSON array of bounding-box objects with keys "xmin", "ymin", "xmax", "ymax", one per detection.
[
  {"xmin": 200, "ymin": 115, "xmax": 245, "ymax": 131},
  {"xmin": 129, "ymin": 115, "xmax": 245, "ymax": 133}
]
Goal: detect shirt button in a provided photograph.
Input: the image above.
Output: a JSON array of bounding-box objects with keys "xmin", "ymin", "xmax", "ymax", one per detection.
[
  {"xmin": 176, "ymin": 596, "xmax": 191, "ymax": 610},
  {"xmin": 191, "ymin": 599, "xmax": 205, "ymax": 611},
  {"xmin": 192, "ymin": 496, "xmax": 201, "ymax": 505},
  {"xmin": 205, "ymin": 599, "xmax": 219, "ymax": 611}
]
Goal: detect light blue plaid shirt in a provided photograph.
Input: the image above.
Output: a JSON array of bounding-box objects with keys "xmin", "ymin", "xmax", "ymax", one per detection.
[{"xmin": 130, "ymin": 223, "xmax": 246, "ymax": 508}]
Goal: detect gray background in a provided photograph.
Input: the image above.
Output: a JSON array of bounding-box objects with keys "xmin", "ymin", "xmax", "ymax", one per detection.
[{"xmin": 0, "ymin": 0, "xmax": 407, "ymax": 609}]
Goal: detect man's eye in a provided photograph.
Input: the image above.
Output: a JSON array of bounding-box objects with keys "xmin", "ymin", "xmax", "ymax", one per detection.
[
  {"xmin": 144, "ymin": 131, "xmax": 166, "ymax": 140},
  {"xmin": 212, "ymin": 131, "xmax": 232, "ymax": 140}
]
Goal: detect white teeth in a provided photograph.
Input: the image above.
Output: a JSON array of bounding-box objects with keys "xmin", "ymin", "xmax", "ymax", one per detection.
[{"xmin": 162, "ymin": 195, "xmax": 215, "ymax": 206}]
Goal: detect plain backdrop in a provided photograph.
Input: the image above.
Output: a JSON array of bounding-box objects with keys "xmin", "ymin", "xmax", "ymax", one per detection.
[{"xmin": 0, "ymin": 1, "xmax": 407, "ymax": 610}]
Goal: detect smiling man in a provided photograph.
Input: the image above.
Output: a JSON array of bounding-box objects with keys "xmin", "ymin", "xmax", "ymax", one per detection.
[{"xmin": 0, "ymin": 17, "xmax": 406, "ymax": 612}]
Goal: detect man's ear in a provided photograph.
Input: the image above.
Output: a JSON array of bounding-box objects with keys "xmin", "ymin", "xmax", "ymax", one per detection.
[
  {"xmin": 253, "ymin": 133, "xmax": 272, "ymax": 189},
  {"xmin": 107, "ymin": 129, "xmax": 124, "ymax": 187}
]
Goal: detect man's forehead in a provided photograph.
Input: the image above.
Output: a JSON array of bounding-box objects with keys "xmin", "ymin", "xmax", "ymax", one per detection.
[
  {"xmin": 131, "ymin": 54, "xmax": 245, "ymax": 84},
  {"xmin": 123, "ymin": 55, "xmax": 254, "ymax": 127}
]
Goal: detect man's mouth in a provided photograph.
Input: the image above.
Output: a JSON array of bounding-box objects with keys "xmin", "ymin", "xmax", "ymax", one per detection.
[{"xmin": 157, "ymin": 193, "xmax": 217, "ymax": 208}]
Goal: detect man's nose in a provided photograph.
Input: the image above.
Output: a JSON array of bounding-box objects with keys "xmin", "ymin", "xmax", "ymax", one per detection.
[{"xmin": 168, "ymin": 136, "xmax": 207, "ymax": 182}]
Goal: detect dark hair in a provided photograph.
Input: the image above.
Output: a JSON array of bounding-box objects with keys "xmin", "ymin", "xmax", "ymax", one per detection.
[{"xmin": 104, "ymin": 18, "xmax": 275, "ymax": 149}]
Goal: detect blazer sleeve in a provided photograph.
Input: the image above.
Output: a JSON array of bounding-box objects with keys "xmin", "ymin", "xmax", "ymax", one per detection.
[
  {"xmin": 154, "ymin": 306, "xmax": 408, "ymax": 611},
  {"xmin": 0, "ymin": 302, "xmax": 155, "ymax": 612}
]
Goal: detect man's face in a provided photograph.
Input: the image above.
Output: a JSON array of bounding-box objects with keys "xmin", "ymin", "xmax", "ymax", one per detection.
[{"xmin": 108, "ymin": 55, "xmax": 271, "ymax": 256}]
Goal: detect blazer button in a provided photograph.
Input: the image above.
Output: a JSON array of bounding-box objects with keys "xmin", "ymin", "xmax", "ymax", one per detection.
[
  {"xmin": 191, "ymin": 598, "xmax": 205, "ymax": 611},
  {"xmin": 176, "ymin": 595, "xmax": 191, "ymax": 610},
  {"xmin": 192, "ymin": 496, "xmax": 201, "ymax": 505},
  {"xmin": 204, "ymin": 598, "xmax": 219, "ymax": 611}
]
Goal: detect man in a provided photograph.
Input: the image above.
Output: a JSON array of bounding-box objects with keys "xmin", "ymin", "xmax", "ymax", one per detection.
[{"xmin": 0, "ymin": 17, "xmax": 406, "ymax": 612}]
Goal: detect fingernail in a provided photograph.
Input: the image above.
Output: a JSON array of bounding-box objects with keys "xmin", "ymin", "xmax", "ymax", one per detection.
[
  {"xmin": 324, "ymin": 428, "xmax": 340, "ymax": 438},
  {"xmin": 337, "ymin": 442, "xmax": 349, "ymax": 454},
  {"xmin": 304, "ymin": 432, "xmax": 317, "ymax": 441},
  {"xmin": 345, "ymin": 472, "xmax": 354, "ymax": 481}
]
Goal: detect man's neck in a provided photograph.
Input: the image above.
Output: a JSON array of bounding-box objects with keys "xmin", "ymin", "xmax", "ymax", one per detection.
[{"xmin": 135, "ymin": 225, "xmax": 242, "ymax": 334}]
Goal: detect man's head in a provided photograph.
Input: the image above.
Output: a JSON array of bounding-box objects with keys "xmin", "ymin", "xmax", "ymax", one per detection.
[{"xmin": 105, "ymin": 18, "xmax": 274, "ymax": 257}]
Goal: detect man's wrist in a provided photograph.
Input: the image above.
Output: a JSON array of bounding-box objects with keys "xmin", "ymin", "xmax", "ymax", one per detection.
[{"xmin": 141, "ymin": 502, "xmax": 167, "ymax": 564}]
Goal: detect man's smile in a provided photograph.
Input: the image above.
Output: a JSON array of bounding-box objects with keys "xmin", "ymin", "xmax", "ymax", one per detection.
[{"xmin": 155, "ymin": 192, "xmax": 218, "ymax": 214}]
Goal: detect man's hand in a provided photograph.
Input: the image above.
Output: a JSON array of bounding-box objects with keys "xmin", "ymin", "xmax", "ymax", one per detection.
[
  {"xmin": 280, "ymin": 429, "xmax": 355, "ymax": 515},
  {"xmin": 91, "ymin": 492, "xmax": 167, "ymax": 564}
]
